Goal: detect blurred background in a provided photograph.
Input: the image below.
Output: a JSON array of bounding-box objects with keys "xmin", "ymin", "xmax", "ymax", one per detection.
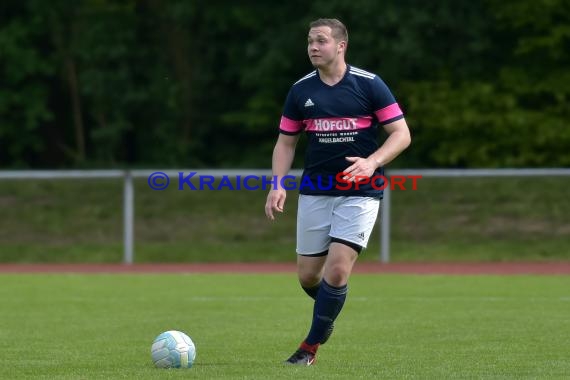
[{"xmin": 1, "ymin": 0, "xmax": 569, "ymax": 263}]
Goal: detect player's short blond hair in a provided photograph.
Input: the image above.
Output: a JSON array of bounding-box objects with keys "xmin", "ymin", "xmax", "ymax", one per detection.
[{"xmin": 309, "ymin": 18, "xmax": 348, "ymax": 44}]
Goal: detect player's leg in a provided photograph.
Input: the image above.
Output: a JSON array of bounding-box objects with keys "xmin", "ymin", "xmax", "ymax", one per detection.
[
  {"xmin": 303, "ymin": 241, "xmax": 358, "ymax": 346},
  {"xmin": 286, "ymin": 241, "xmax": 358, "ymax": 365},
  {"xmin": 292, "ymin": 197, "xmax": 380, "ymax": 362},
  {"xmin": 295, "ymin": 194, "xmax": 334, "ymax": 300},
  {"xmin": 297, "ymin": 253, "xmax": 327, "ymax": 300},
  {"xmin": 323, "ymin": 241, "xmax": 360, "ymax": 286},
  {"xmin": 285, "ymin": 195, "xmax": 332, "ymax": 365}
]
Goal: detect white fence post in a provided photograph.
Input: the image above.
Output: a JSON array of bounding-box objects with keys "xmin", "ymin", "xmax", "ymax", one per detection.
[
  {"xmin": 380, "ymin": 184, "xmax": 391, "ymax": 263},
  {"xmin": 123, "ymin": 170, "xmax": 134, "ymax": 264}
]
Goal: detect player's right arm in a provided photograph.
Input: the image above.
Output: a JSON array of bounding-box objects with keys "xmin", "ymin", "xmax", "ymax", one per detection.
[{"xmin": 265, "ymin": 133, "xmax": 300, "ymax": 220}]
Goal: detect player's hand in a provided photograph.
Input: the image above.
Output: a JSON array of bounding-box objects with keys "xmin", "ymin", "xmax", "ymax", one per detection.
[
  {"xmin": 342, "ymin": 156, "xmax": 376, "ymax": 182},
  {"xmin": 265, "ymin": 189, "xmax": 286, "ymax": 220}
]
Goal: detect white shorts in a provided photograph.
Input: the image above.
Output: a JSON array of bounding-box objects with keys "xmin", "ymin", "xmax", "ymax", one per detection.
[{"xmin": 296, "ymin": 195, "xmax": 380, "ymax": 255}]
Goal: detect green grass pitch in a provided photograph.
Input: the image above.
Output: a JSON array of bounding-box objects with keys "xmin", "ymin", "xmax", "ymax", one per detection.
[{"xmin": 0, "ymin": 273, "xmax": 568, "ymax": 379}]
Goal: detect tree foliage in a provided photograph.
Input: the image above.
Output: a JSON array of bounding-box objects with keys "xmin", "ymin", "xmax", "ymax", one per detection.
[{"xmin": 0, "ymin": 0, "xmax": 568, "ymax": 168}]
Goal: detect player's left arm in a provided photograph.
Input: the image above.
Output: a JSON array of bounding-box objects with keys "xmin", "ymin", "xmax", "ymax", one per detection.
[{"xmin": 344, "ymin": 118, "xmax": 411, "ymax": 179}]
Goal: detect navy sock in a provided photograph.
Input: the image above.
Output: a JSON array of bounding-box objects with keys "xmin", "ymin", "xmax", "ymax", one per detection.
[
  {"xmin": 305, "ymin": 280, "xmax": 347, "ymax": 345},
  {"xmin": 302, "ymin": 283, "xmax": 321, "ymax": 300}
]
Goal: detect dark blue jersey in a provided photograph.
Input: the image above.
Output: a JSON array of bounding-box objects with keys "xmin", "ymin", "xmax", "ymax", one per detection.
[{"xmin": 279, "ymin": 65, "xmax": 404, "ymax": 197}]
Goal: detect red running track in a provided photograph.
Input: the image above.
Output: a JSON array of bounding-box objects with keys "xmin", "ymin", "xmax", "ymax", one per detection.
[{"xmin": 0, "ymin": 262, "xmax": 569, "ymax": 275}]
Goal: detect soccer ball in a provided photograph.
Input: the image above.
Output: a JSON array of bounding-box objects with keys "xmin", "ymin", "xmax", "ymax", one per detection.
[{"xmin": 151, "ymin": 330, "xmax": 196, "ymax": 368}]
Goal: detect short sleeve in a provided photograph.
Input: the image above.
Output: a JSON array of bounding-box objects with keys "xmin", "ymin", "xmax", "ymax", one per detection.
[
  {"xmin": 370, "ymin": 76, "xmax": 404, "ymax": 125},
  {"xmin": 279, "ymin": 88, "xmax": 304, "ymax": 135}
]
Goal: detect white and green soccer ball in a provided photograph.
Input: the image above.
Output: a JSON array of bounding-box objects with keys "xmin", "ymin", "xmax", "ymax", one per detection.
[{"xmin": 151, "ymin": 330, "xmax": 196, "ymax": 368}]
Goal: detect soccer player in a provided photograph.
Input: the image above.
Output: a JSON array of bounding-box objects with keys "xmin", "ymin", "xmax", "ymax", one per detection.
[{"xmin": 264, "ymin": 18, "xmax": 411, "ymax": 365}]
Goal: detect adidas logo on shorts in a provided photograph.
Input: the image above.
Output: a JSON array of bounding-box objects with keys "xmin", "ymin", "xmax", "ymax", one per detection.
[{"xmin": 356, "ymin": 232, "xmax": 366, "ymax": 241}]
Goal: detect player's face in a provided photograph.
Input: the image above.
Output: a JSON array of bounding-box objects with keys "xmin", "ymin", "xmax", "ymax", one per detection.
[{"xmin": 307, "ymin": 27, "xmax": 344, "ymax": 68}]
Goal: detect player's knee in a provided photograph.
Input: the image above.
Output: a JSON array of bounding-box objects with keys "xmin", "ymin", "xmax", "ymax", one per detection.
[
  {"xmin": 324, "ymin": 263, "xmax": 350, "ymax": 287},
  {"xmin": 298, "ymin": 272, "xmax": 322, "ymax": 288}
]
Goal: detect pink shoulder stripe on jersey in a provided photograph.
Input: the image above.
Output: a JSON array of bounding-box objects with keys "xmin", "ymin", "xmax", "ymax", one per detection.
[
  {"xmin": 279, "ymin": 116, "xmax": 303, "ymax": 133},
  {"xmin": 375, "ymin": 103, "xmax": 403, "ymax": 123},
  {"xmin": 304, "ymin": 117, "xmax": 373, "ymax": 132}
]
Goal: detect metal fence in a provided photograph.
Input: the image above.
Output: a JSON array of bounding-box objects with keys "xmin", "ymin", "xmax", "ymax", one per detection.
[{"xmin": 1, "ymin": 168, "xmax": 569, "ymax": 264}]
